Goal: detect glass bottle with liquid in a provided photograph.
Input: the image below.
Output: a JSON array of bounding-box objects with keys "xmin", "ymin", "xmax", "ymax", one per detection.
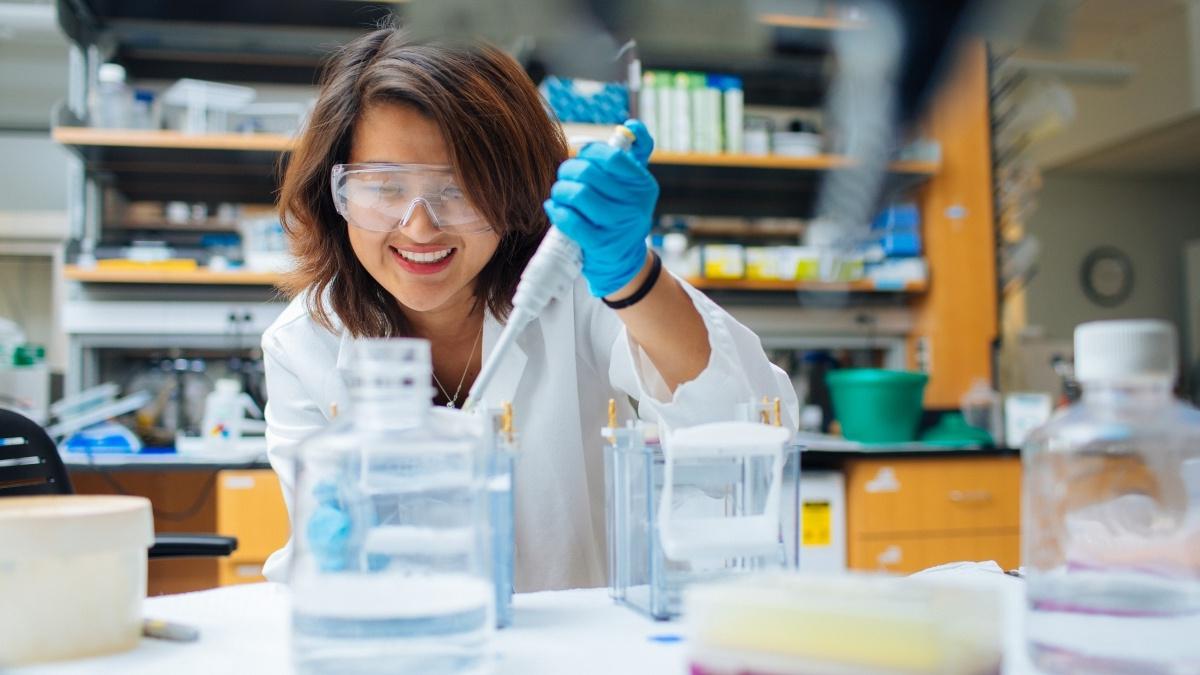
[
  {"xmin": 286, "ymin": 339, "xmax": 494, "ymax": 675},
  {"xmin": 1023, "ymin": 320, "xmax": 1200, "ymax": 672}
]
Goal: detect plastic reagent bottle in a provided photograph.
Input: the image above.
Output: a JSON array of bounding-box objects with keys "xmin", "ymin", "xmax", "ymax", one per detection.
[
  {"xmin": 288, "ymin": 338, "xmax": 494, "ymax": 675},
  {"xmin": 1023, "ymin": 319, "xmax": 1200, "ymax": 672},
  {"xmin": 200, "ymin": 378, "xmax": 260, "ymax": 453}
]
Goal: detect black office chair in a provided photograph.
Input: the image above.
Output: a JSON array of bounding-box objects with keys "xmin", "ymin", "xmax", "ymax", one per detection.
[{"xmin": 0, "ymin": 407, "xmax": 238, "ymax": 558}]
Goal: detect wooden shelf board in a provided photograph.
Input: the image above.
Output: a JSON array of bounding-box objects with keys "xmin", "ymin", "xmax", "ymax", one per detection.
[
  {"xmin": 51, "ymin": 127, "xmax": 294, "ymax": 152},
  {"xmin": 686, "ymin": 277, "xmax": 927, "ymax": 293},
  {"xmin": 757, "ymin": 13, "xmax": 866, "ymax": 31},
  {"xmin": 64, "ymin": 265, "xmax": 283, "ymax": 286},
  {"xmin": 650, "ymin": 151, "xmax": 937, "ymax": 174},
  {"xmin": 53, "ymin": 127, "xmax": 938, "ymax": 175}
]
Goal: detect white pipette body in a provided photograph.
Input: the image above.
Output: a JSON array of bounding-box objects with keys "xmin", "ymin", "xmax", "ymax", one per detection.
[{"xmin": 465, "ymin": 125, "xmax": 636, "ymax": 411}]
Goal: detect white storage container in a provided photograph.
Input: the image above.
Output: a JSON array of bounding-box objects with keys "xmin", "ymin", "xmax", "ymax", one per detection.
[{"xmin": 0, "ymin": 496, "xmax": 153, "ymax": 667}]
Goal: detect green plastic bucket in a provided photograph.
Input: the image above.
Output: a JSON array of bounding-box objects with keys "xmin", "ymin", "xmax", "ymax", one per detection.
[{"xmin": 826, "ymin": 369, "xmax": 929, "ymax": 443}]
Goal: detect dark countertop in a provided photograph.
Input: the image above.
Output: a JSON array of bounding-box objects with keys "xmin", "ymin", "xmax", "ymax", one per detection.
[{"xmin": 800, "ymin": 445, "xmax": 1020, "ymax": 470}]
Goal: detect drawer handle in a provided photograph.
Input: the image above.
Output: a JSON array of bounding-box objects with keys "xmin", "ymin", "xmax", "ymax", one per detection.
[
  {"xmin": 948, "ymin": 489, "xmax": 992, "ymax": 504},
  {"xmin": 877, "ymin": 544, "xmax": 902, "ymax": 568},
  {"xmin": 865, "ymin": 467, "xmax": 900, "ymax": 493}
]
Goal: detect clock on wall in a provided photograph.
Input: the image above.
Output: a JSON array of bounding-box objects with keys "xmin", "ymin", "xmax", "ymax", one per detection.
[{"xmin": 1080, "ymin": 246, "xmax": 1134, "ymax": 308}]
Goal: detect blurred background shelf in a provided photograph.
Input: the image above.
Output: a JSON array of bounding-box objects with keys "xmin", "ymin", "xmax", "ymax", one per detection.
[
  {"xmin": 63, "ymin": 265, "xmax": 283, "ymax": 286},
  {"xmin": 756, "ymin": 13, "xmax": 866, "ymax": 31},
  {"xmin": 51, "ymin": 127, "xmax": 294, "ymax": 151},
  {"xmin": 686, "ymin": 277, "xmax": 927, "ymax": 294},
  {"xmin": 52, "ymin": 125, "xmax": 938, "ymax": 212},
  {"xmin": 52, "ymin": 126, "xmax": 937, "ymax": 172}
]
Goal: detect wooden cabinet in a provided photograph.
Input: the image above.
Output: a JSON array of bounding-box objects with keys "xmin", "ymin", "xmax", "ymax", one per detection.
[
  {"xmin": 71, "ymin": 466, "xmax": 290, "ymax": 593},
  {"xmin": 215, "ymin": 469, "xmax": 290, "ymax": 586},
  {"xmin": 845, "ymin": 456, "xmax": 1021, "ymax": 573},
  {"xmin": 851, "ymin": 533, "xmax": 1020, "ymax": 573},
  {"xmin": 911, "ymin": 42, "xmax": 999, "ymax": 408}
]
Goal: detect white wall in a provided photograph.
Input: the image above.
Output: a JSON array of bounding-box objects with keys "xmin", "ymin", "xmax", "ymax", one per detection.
[
  {"xmin": 1027, "ymin": 1, "xmax": 1200, "ymax": 169},
  {"xmin": 1024, "ymin": 172, "xmax": 1200, "ymax": 341},
  {"xmin": 0, "ymin": 8, "xmax": 71, "ymax": 369},
  {"xmin": 0, "ymin": 132, "xmax": 71, "ymax": 211}
]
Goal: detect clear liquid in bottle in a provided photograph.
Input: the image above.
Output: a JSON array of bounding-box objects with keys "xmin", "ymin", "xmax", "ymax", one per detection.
[{"xmin": 1023, "ymin": 320, "xmax": 1200, "ymax": 673}]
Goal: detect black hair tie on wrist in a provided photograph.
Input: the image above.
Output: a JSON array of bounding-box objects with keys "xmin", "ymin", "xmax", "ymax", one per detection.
[{"xmin": 603, "ymin": 252, "xmax": 662, "ymax": 310}]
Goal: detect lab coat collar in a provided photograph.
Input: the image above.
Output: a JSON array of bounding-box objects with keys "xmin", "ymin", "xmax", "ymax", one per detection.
[
  {"xmin": 333, "ymin": 310, "xmax": 528, "ymax": 407},
  {"xmin": 481, "ymin": 311, "xmax": 527, "ymax": 408}
]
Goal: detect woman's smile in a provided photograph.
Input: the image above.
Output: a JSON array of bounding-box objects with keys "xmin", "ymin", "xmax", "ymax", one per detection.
[{"xmin": 389, "ymin": 244, "xmax": 457, "ymax": 275}]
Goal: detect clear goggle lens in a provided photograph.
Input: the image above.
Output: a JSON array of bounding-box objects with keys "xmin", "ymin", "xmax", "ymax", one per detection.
[{"xmin": 331, "ymin": 163, "xmax": 491, "ymax": 234}]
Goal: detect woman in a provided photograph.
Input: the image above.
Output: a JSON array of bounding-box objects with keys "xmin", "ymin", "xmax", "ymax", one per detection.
[{"xmin": 263, "ymin": 27, "xmax": 797, "ymax": 591}]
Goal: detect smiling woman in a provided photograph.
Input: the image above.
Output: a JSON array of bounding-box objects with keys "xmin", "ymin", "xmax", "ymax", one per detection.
[
  {"xmin": 262, "ymin": 25, "xmax": 798, "ymax": 592},
  {"xmin": 277, "ymin": 30, "xmax": 568, "ymax": 338}
]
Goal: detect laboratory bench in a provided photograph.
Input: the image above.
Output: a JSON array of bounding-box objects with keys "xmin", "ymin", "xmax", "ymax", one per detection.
[
  {"xmin": 9, "ymin": 565, "xmax": 1045, "ymax": 674},
  {"xmin": 63, "ymin": 444, "xmax": 1022, "ymax": 594}
]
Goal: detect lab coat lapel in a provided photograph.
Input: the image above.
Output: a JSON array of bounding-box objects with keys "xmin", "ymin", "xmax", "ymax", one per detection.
[
  {"xmin": 334, "ymin": 329, "xmax": 355, "ymax": 372},
  {"xmin": 323, "ymin": 329, "xmax": 354, "ymax": 418},
  {"xmin": 482, "ymin": 311, "xmax": 527, "ymax": 408}
]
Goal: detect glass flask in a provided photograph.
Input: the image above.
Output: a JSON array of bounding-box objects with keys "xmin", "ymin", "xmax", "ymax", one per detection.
[
  {"xmin": 286, "ymin": 339, "xmax": 494, "ymax": 675},
  {"xmin": 1023, "ymin": 320, "xmax": 1200, "ymax": 673}
]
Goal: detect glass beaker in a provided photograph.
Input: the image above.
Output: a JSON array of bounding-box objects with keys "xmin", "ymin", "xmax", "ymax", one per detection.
[{"xmin": 285, "ymin": 339, "xmax": 494, "ymax": 675}]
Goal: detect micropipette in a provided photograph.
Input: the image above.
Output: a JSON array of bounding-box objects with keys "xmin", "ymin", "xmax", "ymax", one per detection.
[{"xmin": 464, "ymin": 124, "xmax": 637, "ymax": 411}]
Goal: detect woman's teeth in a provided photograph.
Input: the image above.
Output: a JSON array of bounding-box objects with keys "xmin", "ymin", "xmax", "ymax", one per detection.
[{"xmin": 395, "ymin": 248, "xmax": 453, "ymax": 263}]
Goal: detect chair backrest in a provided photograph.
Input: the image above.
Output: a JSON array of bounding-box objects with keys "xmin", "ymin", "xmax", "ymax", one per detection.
[{"xmin": 0, "ymin": 408, "xmax": 73, "ymax": 496}]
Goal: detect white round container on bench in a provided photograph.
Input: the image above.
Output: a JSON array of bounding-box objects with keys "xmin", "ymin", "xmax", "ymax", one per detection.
[{"xmin": 0, "ymin": 495, "xmax": 154, "ymax": 667}]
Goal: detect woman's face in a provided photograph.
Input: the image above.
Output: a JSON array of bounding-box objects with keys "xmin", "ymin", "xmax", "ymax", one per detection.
[{"xmin": 346, "ymin": 103, "xmax": 501, "ymax": 318}]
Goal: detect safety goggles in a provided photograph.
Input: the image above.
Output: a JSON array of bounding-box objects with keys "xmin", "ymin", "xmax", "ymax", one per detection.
[{"xmin": 331, "ymin": 163, "xmax": 491, "ymax": 235}]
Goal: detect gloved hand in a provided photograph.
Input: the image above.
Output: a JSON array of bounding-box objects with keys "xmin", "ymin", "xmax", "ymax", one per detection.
[
  {"xmin": 305, "ymin": 479, "xmax": 386, "ymax": 572},
  {"xmin": 544, "ymin": 119, "xmax": 659, "ymax": 298},
  {"xmin": 307, "ymin": 480, "xmax": 355, "ymax": 572}
]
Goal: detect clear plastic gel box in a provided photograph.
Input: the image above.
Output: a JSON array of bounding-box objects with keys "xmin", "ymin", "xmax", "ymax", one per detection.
[
  {"xmin": 484, "ymin": 404, "xmax": 517, "ymax": 629},
  {"xmin": 603, "ymin": 402, "xmax": 802, "ymax": 620}
]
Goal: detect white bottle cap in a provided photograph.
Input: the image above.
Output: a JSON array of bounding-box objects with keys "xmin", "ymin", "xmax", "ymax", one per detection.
[
  {"xmin": 98, "ymin": 63, "xmax": 126, "ymax": 84},
  {"xmin": 1074, "ymin": 319, "xmax": 1177, "ymax": 383}
]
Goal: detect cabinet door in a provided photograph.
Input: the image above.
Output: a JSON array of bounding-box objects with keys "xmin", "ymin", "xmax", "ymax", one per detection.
[
  {"xmin": 216, "ymin": 469, "xmax": 290, "ymax": 566},
  {"xmin": 218, "ymin": 560, "xmax": 271, "ymax": 587},
  {"xmin": 849, "ymin": 533, "xmax": 1020, "ymax": 573},
  {"xmin": 845, "ymin": 457, "xmax": 1020, "ymax": 537}
]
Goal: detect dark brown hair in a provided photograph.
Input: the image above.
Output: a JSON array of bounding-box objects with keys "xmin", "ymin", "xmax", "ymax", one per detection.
[{"xmin": 279, "ymin": 27, "xmax": 568, "ymax": 337}]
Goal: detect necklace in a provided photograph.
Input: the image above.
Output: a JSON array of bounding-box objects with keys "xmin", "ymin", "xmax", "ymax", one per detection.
[{"xmin": 431, "ymin": 324, "xmax": 483, "ymax": 408}]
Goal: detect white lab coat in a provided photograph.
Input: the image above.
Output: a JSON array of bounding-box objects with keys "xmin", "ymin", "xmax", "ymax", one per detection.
[{"xmin": 261, "ymin": 275, "xmax": 798, "ymax": 591}]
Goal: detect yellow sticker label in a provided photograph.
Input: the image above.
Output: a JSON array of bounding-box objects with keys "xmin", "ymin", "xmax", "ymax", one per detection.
[{"xmin": 802, "ymin": 500, "xmax": 832, "ymax": 547}]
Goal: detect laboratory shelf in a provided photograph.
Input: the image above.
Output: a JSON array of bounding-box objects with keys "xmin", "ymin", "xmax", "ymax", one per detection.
[
  {"xmin": 63, "ymin": 265, "xmax": 927, "ymax": 294},
  {"xmin": 52, "ymin": 125, "xmax": 938, "ymax": 212},
  {"xmin": 685, "ymin": 277, "xmax": 928, "ymax": 294},
  {"xmin": 56, "ymin": 0, "xmax": 394, "ymax": 84},
  {"xmin": 51, "ymin": 127, "xmax": 294, "ymax": 152},
  {"xmin": 53, "ymin": 126, "xmax": 937, "ymax": 172},
  {"xmin": 756, "ymin": 13, "xmax": 866, "ymax": 31},
  {"xmin": 63, "ymin": 265, "xmax": 284, "ymax": 286},
  {"xmin": 52, "ymin": 125, "xmax": 289, "ymax": 204},
  {"xmin": 650, "ymin": 151, "xmax": 936, "ymax": 173},
  {"xmin": 56, "ymin": 1, "xmax": 852, "ymax": 94}
]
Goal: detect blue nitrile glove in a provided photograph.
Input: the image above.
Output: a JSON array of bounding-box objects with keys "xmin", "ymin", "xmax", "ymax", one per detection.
[
  {"xmin": 305, "ymin": 479, "xmax": 387, "ymax": 572},
  {"xmin": 307, "ymin": 480, "xmax": 354, "ymax": 572},
  {"xmin": 544, "ymin": 119, "xmax": 659, "ymax": 298}
]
